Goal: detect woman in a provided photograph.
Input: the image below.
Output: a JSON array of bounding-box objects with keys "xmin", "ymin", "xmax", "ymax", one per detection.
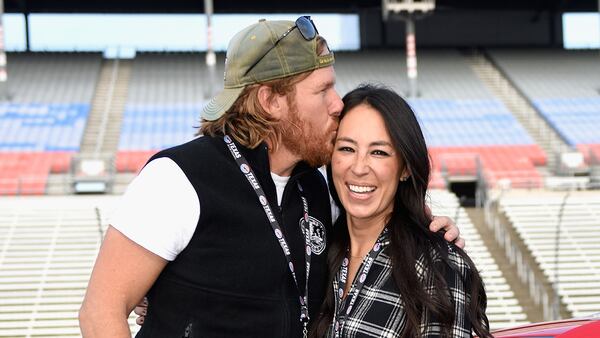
[{"xmin": 313, "ymin": 85, "xmax": 490, "ymax": 338}]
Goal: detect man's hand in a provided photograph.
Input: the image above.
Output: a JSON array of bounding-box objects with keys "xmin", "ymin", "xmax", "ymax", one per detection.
[
  {"xmin": 429, "ymin": 215, "xmax": 465, "ymax": 249},
  {"xmin": 133, "ymin": 297, "xmax": 148, "ymax": 325}
]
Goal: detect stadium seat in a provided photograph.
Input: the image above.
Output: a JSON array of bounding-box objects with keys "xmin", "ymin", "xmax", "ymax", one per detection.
[
  {"xmin": 429, "ymin": 146, "xmax": 545, "ymax": 189},
  {"xmin": 0, "ymin": 101, "xmax": 89, "ymax": 195},
  {"xmin": 490, "ymin": 49, "xmax": 600, "ymax": 167},
  {"xmin": 0, "ymin": 54, "xmax": 101, "ymax": 195},
  {"xmin": 500, "ymin": 191, "xmax": 600, "ymax": 317},
  {"xmin": 0, "ymin": 151, "xmax": 74, "ymax": 195},
  {"xmin": 576, "ymin": 144, "xmax": 600, "ymax": 166},
  {"xmin": 115, "ymin": 150, "xmax": 157, "ymax": 173},
  {"xmin": 428, "ymin": 170, "xmax": 446, "ymax": 189},
  {"xmin": 115, "ymin": 54, "xmax": 206, "ymax": 173},
  {"xmin": 429, "ymin": 190, "xmax": 530, "ymax": 329}
]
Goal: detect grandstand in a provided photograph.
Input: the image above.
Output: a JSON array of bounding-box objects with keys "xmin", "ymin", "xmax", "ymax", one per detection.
[
  {"xmin": 487, "ymin": 190, "xmax": 600, "ymax": 321},
  {"xmin": 5, "ymin": 49, "xmax": 598, "ymax": 195},
  {"xmin": 0, "ymin": 196, "xmax": 138, "ymax": 337},
  {"xmin": 116, "ymin": 53, "xmax": 217, "ymax": 173},
  {"xmin": 428, "ymin": 190, "xmax": 529, "ymax": 329},
  {"xmin": 335, "ymin": 50, "xmax": 546, "ymax": 193},
  {"xmin": 116, "ymin": 54, "xmax": 223, "ymax": 172},
  {"xmin": 1, "ymin": 1, "xmax": 600, "ymax": 336},
  {"xmin": 0, "ymin": 54, "xmax": 101, "ymax": 196},
  {"xmin": 490, "ymin": 49, "xmax": 600, "ymax": 172}
]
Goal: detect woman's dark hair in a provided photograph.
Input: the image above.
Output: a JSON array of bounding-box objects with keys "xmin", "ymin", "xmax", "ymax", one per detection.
[{"xmin": 312, "ymin": 84, "xmax": 490, "ymax": 337}]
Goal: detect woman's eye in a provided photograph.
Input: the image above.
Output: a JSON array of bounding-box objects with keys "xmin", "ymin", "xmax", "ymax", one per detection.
[
  {"xmin": 337, "ymin": 146, "xmax": 354, "ymax": 153},
  {"xmin": 372, "ymin": 150, "xmax": 390, "ymax": 156}
]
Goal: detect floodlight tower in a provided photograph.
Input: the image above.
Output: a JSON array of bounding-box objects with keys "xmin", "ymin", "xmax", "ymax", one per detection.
[
  {"xmin": 0, "ymin": 0, "xmax": 8, "ymax": 101},
  {"xmin": 382, "ymin": 0, "xmax": 435, "ymax": 98},
  {"xmin": 204, "ymin": 0, "xmax": 217, "ymax": 100}
]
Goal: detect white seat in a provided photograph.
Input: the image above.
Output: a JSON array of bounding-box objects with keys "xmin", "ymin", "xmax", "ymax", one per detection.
[{"xmin": 500, "ymin": 190, "xmax": 600, "ymax": 319}]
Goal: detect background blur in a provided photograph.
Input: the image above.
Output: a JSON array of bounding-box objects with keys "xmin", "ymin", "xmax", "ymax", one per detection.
[{"xmin": 0, "ymin": 0, "xmax": 599, "ymax": 336}]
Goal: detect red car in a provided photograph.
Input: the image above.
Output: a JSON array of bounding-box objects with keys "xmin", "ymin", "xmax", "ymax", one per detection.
[{"xmin": 490, "ymin": 317, "xmax": 600, "ymax": 338}]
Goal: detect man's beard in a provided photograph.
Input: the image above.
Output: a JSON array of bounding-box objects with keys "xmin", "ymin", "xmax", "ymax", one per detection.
[{"xmin": 278, "ymin": 107, "xmax": 336, "ymax": 168}]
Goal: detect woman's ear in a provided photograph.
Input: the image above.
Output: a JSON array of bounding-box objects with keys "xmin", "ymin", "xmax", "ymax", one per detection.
[
  {"xmin": 400, "ymin": 168, "xmax": 411, "ymax": 182},
  {"xmin": 257, "ymin": 85, "xmax": 286, "ymax": 120}
]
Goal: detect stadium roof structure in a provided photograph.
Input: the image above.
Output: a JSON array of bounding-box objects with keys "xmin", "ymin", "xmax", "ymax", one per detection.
[{"xmin": 4, "ymin": 0, "xmax": 599, "ymax": 14}]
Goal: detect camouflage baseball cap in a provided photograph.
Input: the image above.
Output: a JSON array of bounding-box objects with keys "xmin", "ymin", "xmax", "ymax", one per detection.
[{"xmin": 202, "ymin": 17, "xmax": 335, "ymax": 121}]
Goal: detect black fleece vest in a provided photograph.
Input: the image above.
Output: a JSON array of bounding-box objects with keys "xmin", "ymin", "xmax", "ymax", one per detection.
[{"xmin": 135, "ymin": 136, "xmax": 332, "ymax": 338}]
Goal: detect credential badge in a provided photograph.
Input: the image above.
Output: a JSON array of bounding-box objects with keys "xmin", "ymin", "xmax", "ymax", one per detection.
[{"xmin": 299, "ymin": 216, "xmax": 326, "ymax": 255}]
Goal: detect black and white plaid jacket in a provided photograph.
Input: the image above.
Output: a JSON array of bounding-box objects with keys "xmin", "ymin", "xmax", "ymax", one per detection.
[{"xmin": 326, "ymin": 238, "xmax": 485, "ymax": 338}]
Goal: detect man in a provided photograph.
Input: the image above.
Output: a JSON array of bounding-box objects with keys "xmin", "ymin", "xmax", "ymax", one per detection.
[{"xmin": 79, "ymin": 17, "xmax": 461, "ymax": 337}]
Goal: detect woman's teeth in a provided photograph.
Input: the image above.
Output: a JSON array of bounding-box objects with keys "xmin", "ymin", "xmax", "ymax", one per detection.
[{"xmin": 348, "ymin": 184, "xmax": 376, "ymax": 193}]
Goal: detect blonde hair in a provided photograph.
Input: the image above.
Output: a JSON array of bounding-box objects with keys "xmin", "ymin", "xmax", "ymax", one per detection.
[{"xmin": 200, "ymin": 36, "xmax": 331, "ymax": 149}]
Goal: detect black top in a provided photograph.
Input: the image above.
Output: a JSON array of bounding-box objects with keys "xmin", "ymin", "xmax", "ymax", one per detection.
[{"xmin": 135, "ymin": 136, "xmax": 333, "ymax": 338}]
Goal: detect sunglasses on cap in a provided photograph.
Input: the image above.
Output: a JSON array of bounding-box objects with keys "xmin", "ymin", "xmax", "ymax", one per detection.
[{"xmin": 244, "ymin": 16, "xmax": 320, "ymax": 76}]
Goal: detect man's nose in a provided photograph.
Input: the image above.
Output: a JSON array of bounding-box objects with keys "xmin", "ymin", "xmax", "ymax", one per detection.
[{"xmin": 329, "ymin": 91, "xmax": 343, "ymax": 117}]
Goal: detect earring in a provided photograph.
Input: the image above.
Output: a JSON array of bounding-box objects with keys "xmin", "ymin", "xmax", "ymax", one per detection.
[{"xmin": 400, "ymin": 176, "xmax": 408, "ymax": 182}]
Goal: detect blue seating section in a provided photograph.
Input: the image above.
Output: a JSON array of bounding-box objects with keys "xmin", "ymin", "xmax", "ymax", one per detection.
[
  {"xmin": 408, "ymin": 99, "xmax": 535, "ymax": 147},
  {"xmin": 0, "ymin": 103, "xmax": 89, "ymax": 151},
  {"xmin": 533, "ymin": 98, "xmax": 600, "ymax": 146},
  {"xmin": 118, "ymin": 104, "xmax": 201, "ymax": 151}
]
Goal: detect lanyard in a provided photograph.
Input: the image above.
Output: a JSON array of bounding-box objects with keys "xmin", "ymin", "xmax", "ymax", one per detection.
[
  {"xmin": 334, "ymin": 228, "xmax": 389, "ymax": 337},
  {"xmin": 224, "ymin": 136, "xmax": 313, "ymax": 335}
]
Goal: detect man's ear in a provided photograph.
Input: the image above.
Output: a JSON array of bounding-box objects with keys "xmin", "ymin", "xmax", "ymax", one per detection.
[{"xmin": 257, "ymin": 85, "xmax": 286, "ymax": 120}]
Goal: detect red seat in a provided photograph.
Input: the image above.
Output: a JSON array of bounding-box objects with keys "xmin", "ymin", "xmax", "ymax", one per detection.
[
  {"xmin": 524, "ymin": 144, "xmax": 547, "ymax": 166},
  {"xmin": 429, "ymin": 145, "xmax": 544, "ymax": 189},
  {"xmin": 428, "ymin": 170, "xmax": 446, "ymax": 189},
  {"xmin": 0, "ymin": 152, "xmax": 53, "ymax": 195},
  {"xmin": 441, "ymin": 153, "xmax": 478, "ymax": 176},
  {"xmin": 18, "ymin": 175, "xmax": 48, "ymax": 195},
  {"xmin": 577, "ymin": 144, "xmax": 600, "ymax": 165},
  {"xmin": 0, "ymin": 180, "xmax": 18, "ymax": 195},
  {"xmin": 50, "ymin": 152, "xmax": 74, "ymax": 173},
  {"xmin": 116, "ymin": 151, "xmax": 157, "ymax": 173}
]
